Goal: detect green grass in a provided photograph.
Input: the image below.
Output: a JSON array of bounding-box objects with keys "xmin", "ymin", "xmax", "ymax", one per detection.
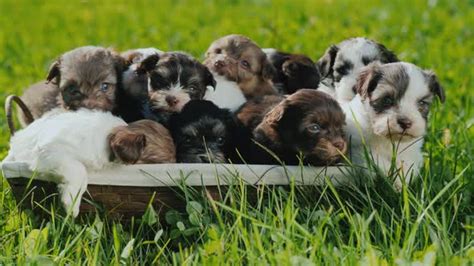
[{"xmin": 1, "ymin": 0, "xmax": 473, "ymax": 264}]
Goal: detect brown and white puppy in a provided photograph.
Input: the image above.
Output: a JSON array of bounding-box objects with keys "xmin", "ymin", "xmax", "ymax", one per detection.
[
  {"xmin": 203, "ymin": 34, "xmax": 277, "ymax": 111},
  {"xmin": 343, "ymin": 62, "xmax": 445, "ymax": 190},
  {"xmin": 237, "ymin": 89, "xmax": 347, "ymax": 165},
  {"xmin": 134, "ymin": 52, "xmax": 216, "ymax": 125},
  {"xmin": 108, "ymin": 119, "xmax": 176, "ymax": 164},
  {"xmin": 19, "ymin": 46, "xmax": 127, "ymax": 126},
  {"xmin": 317, "ymin": 37, "xmax": 399, "ymax": 102},
  {"xmin": 263, "ymin": 48, "xmax": 320, "ymax": 94}
]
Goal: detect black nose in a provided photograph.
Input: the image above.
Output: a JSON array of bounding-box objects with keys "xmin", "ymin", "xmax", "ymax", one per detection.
[
  {"xmin": 397, "ymin": 117, "xmax": 412, "ymax": 130},
  {"xmin": 214, "ymin": 60, "xmax": 225, "ymax": 68},
  {"xmin": 165, "ymin": 95, "xmax": 178, "ymax": 106}
]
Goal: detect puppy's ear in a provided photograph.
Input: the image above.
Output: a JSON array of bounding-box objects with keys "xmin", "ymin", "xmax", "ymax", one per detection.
[
  {"xmin": 424, "ymin": 70, "xmax": 445, "ymax": 103},
  {"xmin": 204, "ymin": 67, "xmax": 217, "ymax": 90},
  {"xmin": 262, "ymin": 59, "xmax": 276, "ymax": 80},
  {"xmin": 113, "ymin": 53, "xmax": 129, "ymax": 74},
  {"xmin": 109, "ymin": 130, "xmax": 146, "ymax": 164},
  {"xmin": 46, "ymin": 60, "xmax": 60, "ymax": 84},
  {"xmin": 136, "ymin": 54, "xmax": 160, "ymax": 75},
  {"xmin": 376, "ymin": 43, "xmax": 399, "ymax": 63},
  {"xmin": 316, "ymin": 45, "xmax": 339, "ymax": 78},
  {"xmin": 262, "ymin": 100, "xmax": 287, "ymax": 128},
  {"xmin": 355, "ymin": 62, "xmax": 383, "ymax": 99}
]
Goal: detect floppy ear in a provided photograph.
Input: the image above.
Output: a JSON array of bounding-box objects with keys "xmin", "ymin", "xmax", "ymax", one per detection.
[
  {"xmin": 136, "ymin": 54, "xmax": 160, "ymax": 75},
  {"xmin": 262, "ymin": 59, "xmax": 276, "ymax": 80},
  {"xmin": 376, "ymin": 43, "xmax": 399, "ymax": 63},
  {"xmin": 424, "ymin": 70, "xmax": 445, "ymax": 103},
  {"xmin": 46, "ymin": 60, "xmax": 61, "ymax": 84},
  {"xmin": 109, "ymin": 130, "xmax": 146, "ymax": 164},
  {"xmin": 355, "ymin": 62, "xmax": 383, "ymax": 99},
  {"xmin": 316, "ymin": 45, "xmax": 339, "ymax": 78},
  {"xmin": 204, "ymin": 67, "xmax": 217, "ymax": 90},
  {"xmin": 262, "ymin": 100, "xmax": 288, "ymax": 128}
]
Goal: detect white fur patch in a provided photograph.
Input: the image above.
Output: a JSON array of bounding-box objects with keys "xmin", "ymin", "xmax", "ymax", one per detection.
[
  {"xmin": 4, "ymin": 109, "xmax": 126, "ymax": 217},
  {"xmin": 204, "ymin": 73, "xmax": 247, "ymax": 112}
]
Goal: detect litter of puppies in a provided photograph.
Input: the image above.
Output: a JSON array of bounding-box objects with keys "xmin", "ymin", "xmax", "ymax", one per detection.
[{"xmin": 3, "ymin": 35, "xmax": 445, "ymax": 216}]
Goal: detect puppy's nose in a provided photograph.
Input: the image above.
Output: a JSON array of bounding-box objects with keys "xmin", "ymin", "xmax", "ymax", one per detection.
[
  {"xmin": 214, "ymin": 60, "xmax": 225, "ymax": 68},
  {"xmin": 397, "ymin": 117, "xmax": 412, "ymax": 130},
  {"xmin": 165, "ymin": 95, "xmax": 178, "ymax": 106},
  {"xmin": 333, "ymin": 139, "xmax": 347, "ymax": 153}
]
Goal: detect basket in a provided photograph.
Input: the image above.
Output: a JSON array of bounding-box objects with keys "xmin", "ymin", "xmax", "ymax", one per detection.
[{"xmin": 2, "ymin": 161, "xmax": 350, "ymax": 220}]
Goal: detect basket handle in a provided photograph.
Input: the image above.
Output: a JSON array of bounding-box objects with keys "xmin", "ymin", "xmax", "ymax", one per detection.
[{"xmin": 5, "ymin": 95, "xmax": 34, "ymax": 136}]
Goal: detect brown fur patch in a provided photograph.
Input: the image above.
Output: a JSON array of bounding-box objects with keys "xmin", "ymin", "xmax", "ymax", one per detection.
[
  {"xmin": 204, "ymin": 34, "xmax": 277, "ymax": 99},
  {"xmin": 109, "ymin": 120, "xmax": 176, "ymax": 164}
]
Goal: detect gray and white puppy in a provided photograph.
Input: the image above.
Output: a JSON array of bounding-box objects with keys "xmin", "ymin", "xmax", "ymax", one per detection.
[
  {"xmin": 317, "ymin": 37, "xmax": 399, "ymax": 103},
  {"xmin": 19, "ymin": 46, "xmax": 127, "ymax": 126},
  {"xmin": 343, "ymin": 62, "xmax": 445, "ymax": 190}
]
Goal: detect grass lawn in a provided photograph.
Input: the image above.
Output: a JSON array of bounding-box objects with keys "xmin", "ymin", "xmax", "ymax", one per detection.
[{"xmin": 0, "ymin": 0, "xmax": 473, "ymax": 264}]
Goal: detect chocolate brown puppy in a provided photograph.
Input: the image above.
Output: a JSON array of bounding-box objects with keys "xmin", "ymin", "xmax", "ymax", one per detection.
[
  {"xmin": 203, "ymin": 34, "xmax": 277, "ymax": 111},
  {"xmin": 109, "ymin": 120, "xmax": 176, "ymax": 164},
  {"xmin": 19, "ymin": 46, "xmax": 127, "ymax": 126},
  {"xmin": 237, "ymin": 89, "xmax": 347, "ymax": 165},
  {"xmin": 263, "ymin": 49, "xmax": 320, "ymax": 94}
]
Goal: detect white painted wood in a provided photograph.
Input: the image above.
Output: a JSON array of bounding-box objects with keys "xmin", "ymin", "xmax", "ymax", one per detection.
[{"xmin": 1, "ymin": 161, "xmax": 352, "ymax": 187}]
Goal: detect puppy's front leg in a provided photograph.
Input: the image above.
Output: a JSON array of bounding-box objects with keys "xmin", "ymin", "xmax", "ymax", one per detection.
[{"xmin": 56, "ymin": 158, "xmax": 88, "ymax": 217}]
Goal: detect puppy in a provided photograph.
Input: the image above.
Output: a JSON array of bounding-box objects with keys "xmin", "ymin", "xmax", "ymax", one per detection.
[
  {"xmin": 169, "ymin": 100, "xmax": 236, "ymax": 163},
  {"xmin": 343, "ymin": 62, "xmax": 445, "ymax": 190},
  {"xmin": 19, "ymin": 46, "xmax": 127, "ymax": 125},
  {"xmin": 263, "ymin": 48, "xmax": 320, "ymax": 94},
  {"xmin": 236, "ymin": 89, "xmax": 347, "ymax": 165},
  {"xmin": 316, "ymin": 37, "xmax": 399, "ymax": 102},
  {"xmin": 3, "ymin": 109, "xmax": 127, "ymax": 217},
  {"xmin": 109, "ymin": 119, "xmax": 176, "ymax": 164},
  {"xmin": 133, "ymin": 52, "xmax": 216, "ymax": 125},
  {"xmin": 203, "ymin": 34, "xmax": 277, "ymax": 111}
]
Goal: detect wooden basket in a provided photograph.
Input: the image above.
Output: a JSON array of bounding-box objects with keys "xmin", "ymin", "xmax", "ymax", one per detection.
[{"xmin": 2, "ymin": 162, "xmax": 350, "ymax": 220}]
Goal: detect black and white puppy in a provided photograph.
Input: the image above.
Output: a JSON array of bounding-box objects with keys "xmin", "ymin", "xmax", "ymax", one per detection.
[
  {"xmin": 132, "ymin": 52, "xmax": 216, "ymax": 126},
  {"xmin": 317, "ymin": 37, "xmax": 399, "ymax": 102},
  {"xmin": 343, "ymin": 62, "xmax": 445, "ymax": 190},
  {"xmin": 169, "ymin": 100, "xmax": 236, "ymax": 163},
  {"xmin": 263, "ymin": 48, "xmax": 320, "ymax": 94}
]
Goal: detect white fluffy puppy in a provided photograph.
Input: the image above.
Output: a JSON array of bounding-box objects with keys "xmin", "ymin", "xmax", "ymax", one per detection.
[
  {"xmin": 3, "ymin": 109, "xmax": 126, "ymax": 217},
  {"xmin": 343, "ymin": 62, "xmax": 445, "ymax": 190},
  {"xmin": 317, "ymin": 37, "xmax": 399, "ymax": 103}
]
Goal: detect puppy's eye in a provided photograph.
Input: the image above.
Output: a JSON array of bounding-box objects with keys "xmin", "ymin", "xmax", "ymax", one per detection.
[
  {"xmin": 188, "ymin": 86, "xmax": 197, "ymax": 92},
  {"xmin": 335, "ymin": 66, "xmax": 348, "ymax": 76},
  {"xmin": 240, "ymin": 60, "xmax": 250, "ymax": 69},
  {"xmin": 215, "ymin": 48, "xmax": 222, "ymax": 54},
  {"xmin": 307, "ymin": 123, "xmax": 321, "ymax": 134},
  {"xmin": 381, "ymin": 96, "xmax": 395, "ymax": 107},
  {"xmin": 216, "ymin": 137, "xmax": 225, "ymax": 145},
  {"xmin": 100, "ymin": 83, "xmax": 110, "ymax": 92},
  {"xmin": 418, "ymin": 99, "xmax": 430, "ymax": 107}
]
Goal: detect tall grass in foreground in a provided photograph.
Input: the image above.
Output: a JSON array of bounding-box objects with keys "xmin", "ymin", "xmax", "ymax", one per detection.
[{"xmin": 0, "ymin": 128, "xmax": 472, "ymax": 264}]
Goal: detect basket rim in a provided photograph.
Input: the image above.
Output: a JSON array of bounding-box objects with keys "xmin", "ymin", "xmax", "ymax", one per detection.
[{"xmin": 1, "ymin": 161, "xmax": 352, "ymax": 187}]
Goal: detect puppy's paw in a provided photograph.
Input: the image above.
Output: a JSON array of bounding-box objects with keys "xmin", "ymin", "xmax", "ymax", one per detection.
[{"xmin": 58, "ymin": 184, "xmax": 82, "ymax": 218}]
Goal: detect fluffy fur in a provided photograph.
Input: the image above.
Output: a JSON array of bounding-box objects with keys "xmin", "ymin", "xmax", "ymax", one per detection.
[
  {"xmin": 204, "ymin": 34, "xmax": 277, "ymax": 111},
  {"xmin": 263, "ymin": 48, "xmax": 320, "ymax": 94},
  {"xmin": 169, "ymin": 100, "xmax": 237, "ymax": 163},
  {"xmin": 237, "ymin": 89, "xmax": 347, "ymax": 165},
  {"xmin": 343, "ymin": 62, "xmax": 445, "ymax": 190},
  {"xmin": 133, "ymin": 52, "xmax": 216, "ymax": 126},
  {"xmin": 3, "ymin": 109, "xmax": 127, "ymax": 217},
  {"xmin": 317, "ymin": 37, "xmax": 399, "ymax": 103},
  {"xmin": 109, "ymin": 119, "xmax": 176, "ymax": 164},
  {"xmin": 19, "ymin": 46, "xmax": 127, "ymax": 126}
]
